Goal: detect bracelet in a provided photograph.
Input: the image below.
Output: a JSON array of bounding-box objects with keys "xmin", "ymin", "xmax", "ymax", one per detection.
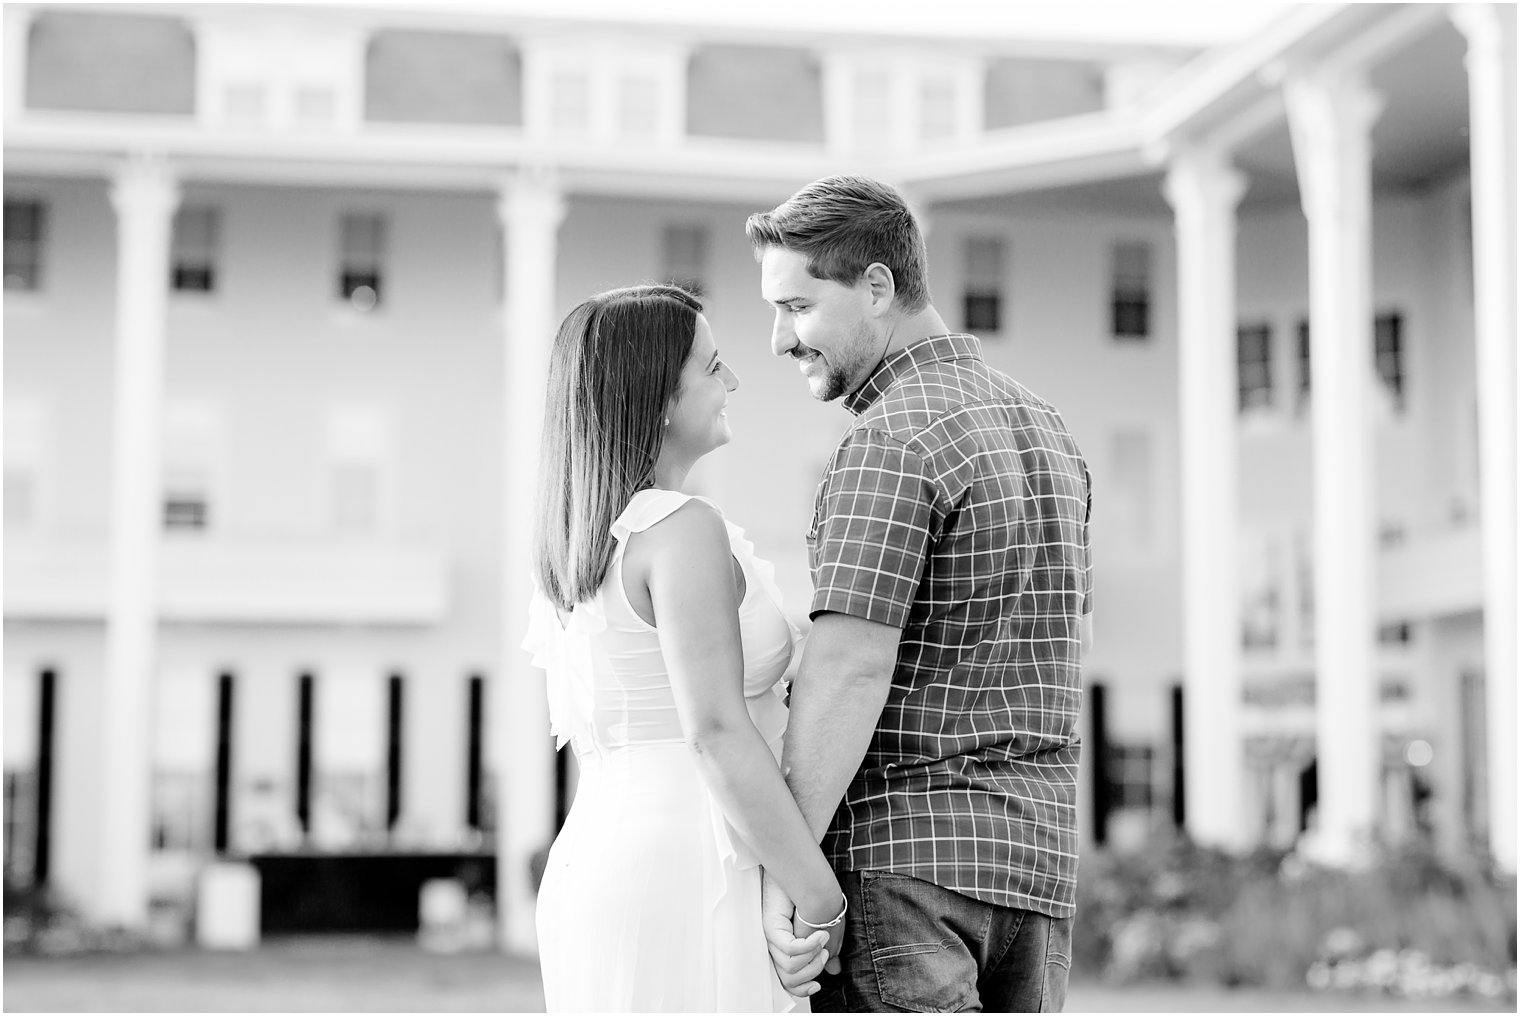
[{"xmin": 796, "ymin": 894, "xmax": 848, "ymax": 929}]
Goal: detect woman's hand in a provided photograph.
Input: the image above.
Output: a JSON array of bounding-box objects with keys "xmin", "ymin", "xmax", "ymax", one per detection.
[
  {"xmin": 762, "ymin": 871, "xmax": 835, "ymax": 997},
  {"xmin": 792, "ymin": 889, "xmax": 845, "ymax": 979}
]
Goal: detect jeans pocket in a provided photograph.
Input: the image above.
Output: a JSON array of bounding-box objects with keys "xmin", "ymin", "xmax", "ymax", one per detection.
[{"xmin": 861, "ymin": 871, "xmax": 977, "ymax": 1013}]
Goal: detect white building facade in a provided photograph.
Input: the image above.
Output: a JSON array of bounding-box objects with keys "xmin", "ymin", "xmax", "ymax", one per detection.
[{"xmin": 3, "ymin": 3, "xmax": 1514, "ymax": 951}]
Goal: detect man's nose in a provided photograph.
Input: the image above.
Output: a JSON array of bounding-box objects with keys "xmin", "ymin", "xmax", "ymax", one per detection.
[{"xmin": 771, "ymin": 314, "xmax": 796, "ymax": 358}]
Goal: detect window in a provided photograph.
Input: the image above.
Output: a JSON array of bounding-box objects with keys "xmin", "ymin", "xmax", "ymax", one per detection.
[
  {"xmin": 1110, "ymin": 241, "xmax": 1150, "ymax": 339},
  {"xmin": 662, "ymin": 224, "xmax": 708, "ymax": 299},
  {"xmin": 222, "ymin": 82, "xmax": 266, "ymax": 124},
  {"xmin": 328, "ymin": 409, "xmax": 390, "ymax": 537},
  {"xmin": 550, "ymin": 69, "xmax": 592, "ymax": 134},
  {"xmin": 1297, "ymin": 313, "xmax": 1406, "ymax": 415},
  {"xmin": 616, "ymin": 73, "xmax": 660, "ymax": 139},
  {"xmin": 171, "ymin": 206, "xmax": 220, "ymax": 293},
  {"xmin": 294, "ymin": 84, "xmax": 337, "ymax": 126},
  {"xmin": 163, "ymin": 465, "xmax": 211, "ymax": 531},
  {"xmin": 919, "ymin": 73, "xmax": 958, "ymax": 141},
  {"xmin": 1375, "ymin": 312, "xmax": 1406, "ymax": 412},
  {"xmin": 163, "ymin": 405, "xmax": 219, "ymax": 534},
  {"xmin": 851, "ymin": 66, "xmax": 895, "ymax": 149},
  {"xmin": 962, "ymin": 237, "xmax": 1004, "ymax": 334},
  {"xmin": 338, "ymin": 213, "xmax": 385, "ymax": 311},
  {"xmin": 1237, "ymin": 323, "xmax": 1274, "ymax": 412},
  {"xmin": 4, "ymin": 199, "xmax": 46, "ymax": 291}
]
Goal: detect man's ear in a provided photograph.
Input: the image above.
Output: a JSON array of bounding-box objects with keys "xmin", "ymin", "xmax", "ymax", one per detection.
[{"xmin": 862, "ymin": 262, "xmax": 896, "ymax": 316}]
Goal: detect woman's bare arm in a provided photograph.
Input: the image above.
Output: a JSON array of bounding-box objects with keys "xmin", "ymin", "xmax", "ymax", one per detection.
[{"xmin": 629, "ymin": 501, "xmax": 845, "ymax": 950}]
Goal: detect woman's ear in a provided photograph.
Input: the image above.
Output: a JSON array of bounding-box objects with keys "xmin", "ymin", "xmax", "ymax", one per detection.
[{"xmin": 862, "ymin": 262, "xmax": 896, "ymax": 317}]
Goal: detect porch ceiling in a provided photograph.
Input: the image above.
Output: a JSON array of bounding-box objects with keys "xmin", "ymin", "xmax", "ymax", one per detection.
[{"xmin": 935, "ymin": 18, "xmax": 1472, "ymax": 221}]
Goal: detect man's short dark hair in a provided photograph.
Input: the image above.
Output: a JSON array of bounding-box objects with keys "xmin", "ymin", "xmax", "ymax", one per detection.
[{"xmin": 745, "ymin": 175, "xmax": 931, "ymax": 313}]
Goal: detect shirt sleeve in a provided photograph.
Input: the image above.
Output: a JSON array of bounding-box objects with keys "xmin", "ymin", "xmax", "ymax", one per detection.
[{"xmin": 809, "ymin": 427, "xmax": 936, "ymax": 628}]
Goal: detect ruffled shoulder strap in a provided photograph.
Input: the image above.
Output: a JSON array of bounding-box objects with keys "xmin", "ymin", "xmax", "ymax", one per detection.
[
  {"xmin": 723, "ymin": 516, "xmax": 803, "ymax": 652},
  {"xmin": 611, "ymin": 488, "xmax": 719, "ymax": 541},
  {"xmin": 521, "ymin": 579, "xmax": 607, "ymax": 753}
]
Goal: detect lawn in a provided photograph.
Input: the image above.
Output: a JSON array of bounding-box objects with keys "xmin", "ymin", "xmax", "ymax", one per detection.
[{"xmin": 3, "ymin": 937, "xmax": 1512, "ymax": 1013}]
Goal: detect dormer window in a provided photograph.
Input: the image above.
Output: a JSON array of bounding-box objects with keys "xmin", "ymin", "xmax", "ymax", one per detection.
[
  {"xmin": 615, "ymin": 71, "xmax": 661, "ymax": 139},
  {"xmin": 526, "ymin": 39, "xmax": 685, "ymax": 144},
  {"xmin": 549, "ymin": 69, "xmax": 592, "ymax": 135},
  {"xmin": 825, "ymin": 53, "xmax": 980, "ymax": 153},
  {"xmin": 194, "ymin": 13, "xmax": 363, "ymax": 131},
  {"xmin": 918, "ymin": 72, "xmax": 959, "ymax": 141}
]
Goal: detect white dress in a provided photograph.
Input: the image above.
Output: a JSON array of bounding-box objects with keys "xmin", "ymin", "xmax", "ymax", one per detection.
[{"xmin": 524, "ymin": 488, "xmax": 805, "ymax": 1013}]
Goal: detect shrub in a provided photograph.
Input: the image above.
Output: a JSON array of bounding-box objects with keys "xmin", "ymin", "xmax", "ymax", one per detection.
[{"xmin": 1073, "ymin": 833, "xmax": 1516, "ymax": 1001}]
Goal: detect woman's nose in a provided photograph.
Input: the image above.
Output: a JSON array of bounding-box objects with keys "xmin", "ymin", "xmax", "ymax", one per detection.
[{"xmin": 720, "ymin": 362, "xmax": 740, "ymax": 392}]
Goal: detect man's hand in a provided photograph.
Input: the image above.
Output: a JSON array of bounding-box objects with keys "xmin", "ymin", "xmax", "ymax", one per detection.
[{"xmin": 761, "ymin": 870, "xmax": 831, "ymax": 997}]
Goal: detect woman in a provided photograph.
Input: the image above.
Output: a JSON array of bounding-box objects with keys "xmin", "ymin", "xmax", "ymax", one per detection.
[{"xmin": 524, "ymin": 285, "xmax": 844, "ymax": 1012}]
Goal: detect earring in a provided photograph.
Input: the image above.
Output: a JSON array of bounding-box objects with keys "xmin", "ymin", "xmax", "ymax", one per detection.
[{"xmin": 663, "ymin": 417, "xmax": 670, "ymax": 427}]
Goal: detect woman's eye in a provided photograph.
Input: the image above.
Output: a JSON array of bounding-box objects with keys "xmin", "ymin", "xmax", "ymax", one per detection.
[{"xmin": 711, "ymin": 359, "xmax": 725, "ymax": 374}]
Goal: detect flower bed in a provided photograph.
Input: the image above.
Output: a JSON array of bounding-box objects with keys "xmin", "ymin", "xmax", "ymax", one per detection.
[{"xmin": 1073, "ymin": 835, "xmax": 1516, "ymax": 1002}]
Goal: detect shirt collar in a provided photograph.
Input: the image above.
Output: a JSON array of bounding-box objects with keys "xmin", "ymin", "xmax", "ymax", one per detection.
[{"xmin": 843, "ymin": 333, "xmax": 984, "ymax": 416}]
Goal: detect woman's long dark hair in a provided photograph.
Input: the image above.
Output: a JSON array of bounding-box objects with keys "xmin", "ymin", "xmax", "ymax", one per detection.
[{"xmin": 533, "ymin": 284, "xmax": 703, "ymax": 612}]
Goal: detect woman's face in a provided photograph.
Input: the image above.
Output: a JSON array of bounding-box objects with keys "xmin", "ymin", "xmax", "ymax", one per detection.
[{"xmin": 664, "ymin": 314, "xmax": 739, "ymax": 462}]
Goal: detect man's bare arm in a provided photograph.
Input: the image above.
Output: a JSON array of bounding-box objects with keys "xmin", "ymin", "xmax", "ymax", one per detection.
[{"xmin": 782, "ymin": 611, "xmax": 902, "ymax": 839}]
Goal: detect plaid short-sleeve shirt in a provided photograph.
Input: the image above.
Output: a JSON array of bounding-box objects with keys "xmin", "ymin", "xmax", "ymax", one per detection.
[{"xmin": 808, "ymin": 333, "xmax": 1092, "ymax": 918}]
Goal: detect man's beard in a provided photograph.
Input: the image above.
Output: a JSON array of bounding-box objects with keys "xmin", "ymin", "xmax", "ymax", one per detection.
[
  {"xmin": 808, "ymin": 320, "xmax": 878, "ymax": 403},
  {"xmin": 813, "ymin": 362, "xmax": 850, "ymax": 402}
]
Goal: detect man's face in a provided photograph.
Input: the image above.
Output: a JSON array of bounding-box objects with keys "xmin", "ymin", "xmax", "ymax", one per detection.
[{"xmin": 760, "ymin": 247, "xmax": 881, "ymax": 403}]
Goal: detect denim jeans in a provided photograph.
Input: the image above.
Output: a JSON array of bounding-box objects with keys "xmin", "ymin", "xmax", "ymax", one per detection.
[{"xmin": 811, "ymin": 870, "xmax": 1073, "ymax": 1013}]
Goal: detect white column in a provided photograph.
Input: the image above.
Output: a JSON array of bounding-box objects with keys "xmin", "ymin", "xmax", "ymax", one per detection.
[
  {"xmin": 96, "ymin": 155, "xmax": 180, "ymax": 929},
  {"xmin": 1163, "ymin": 147, "xmax": 1249, "ymax": 850},
  {"xmin": 1285, "ymin": 72, "xmax": 1383, "ymax": 865},
  {"xmin": 1452, "ymin": 3, "xmax": 1517, "ymax": 874},
  {"xmin": 495, "ymin": 169, "xmax": 566, "ymax": 954},
  {"xmin": 4, "ymin": 5, "xmax": 33, "ymax": 117}
]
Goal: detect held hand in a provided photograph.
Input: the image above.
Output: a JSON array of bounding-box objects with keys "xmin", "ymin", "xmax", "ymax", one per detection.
[
  {"xmin": 792, "ymin": 894, "xmax": 845, "ymax": 978},
  {"xmin": 760, "ymin": 870, "xmax": 830, "ymax": 997}
]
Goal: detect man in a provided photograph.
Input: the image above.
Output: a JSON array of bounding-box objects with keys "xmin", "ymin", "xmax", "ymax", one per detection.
[{"xmin": 746, "ymin": 175, "xmax": 1093, "ymax": 1013}]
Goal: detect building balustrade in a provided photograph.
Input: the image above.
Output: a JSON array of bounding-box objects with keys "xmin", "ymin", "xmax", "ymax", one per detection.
[{"xmin": 3, "ymin": 538, "xmax": 451, "ymax": 624}]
